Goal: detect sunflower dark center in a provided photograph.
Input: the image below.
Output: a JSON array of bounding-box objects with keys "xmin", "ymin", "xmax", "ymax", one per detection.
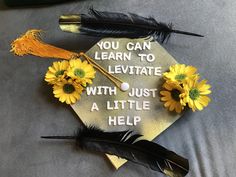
[
  {"xmin": 55, "ymin": 70, "xmax": 65, "ymax": 77},
  {"xmin": 171, "ymin": 89, "xmax": 181, "ymax": 101},
  {"xmin": 189, "ymin": 88, "xmax": 200, "ymax": 100},
  {"xmin": 63, "ymin": 84, "xmax": 75, "ymax": 94},
  {"xmin": 175, "ymin": 74, "xmax": 186, "ymax": 81},
  {"xmin": 74, "ymin": 68, "xmax": 85, "ymax": 78}
]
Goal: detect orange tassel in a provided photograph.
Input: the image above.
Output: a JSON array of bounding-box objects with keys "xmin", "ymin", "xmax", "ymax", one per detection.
[
  {"xmin": 11, "ymin": 29, "xmax": 77, "ymax": 60},
  {"xmin": 11, "ymin": 29, "xmax": 128, "ymax": 91}
]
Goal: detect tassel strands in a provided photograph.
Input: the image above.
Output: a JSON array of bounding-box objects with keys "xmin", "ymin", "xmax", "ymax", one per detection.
[{"xmin": 11, "ymin": 30, "xmax": 77, "ymax": 59}]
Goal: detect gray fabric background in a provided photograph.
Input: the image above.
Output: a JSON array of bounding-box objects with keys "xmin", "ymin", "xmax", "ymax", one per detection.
[{"xmin": 0, "ymin": 0, "xmax": 236, "ymax": 177}]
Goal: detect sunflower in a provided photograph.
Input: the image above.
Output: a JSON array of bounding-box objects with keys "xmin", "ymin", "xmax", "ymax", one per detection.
[
  {"xmin": 160, "ymin": 81, "xmax": 185, "ymax": 113},
  {"xmin": 67, "ymin": 59, "xmax": 96, "ymax": 87},
  {"xmin": 45, "ymin": 60, "xmax": 69, "ymax": 84},
  {"xmin": 53, "ymin": 79, "xmax": 83, "ymax": 104},
  {"xmin": 163, "ymin": 64, "xmax": 198, "ymax": 83},
  {"xmin": 181, "ymin": 78, "xmax": 211, "ymax": 111}
]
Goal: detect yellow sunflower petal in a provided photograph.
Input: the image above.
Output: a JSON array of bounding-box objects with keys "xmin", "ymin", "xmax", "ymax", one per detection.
[
  {"xmin": 186, "ymin": 66, "xmax": 197, "ymax": 75},
  {"xmin": 161, "ymin": 96, "xmax": 171, "ymax": 101},
  {"xmin": 175, "ymin": 103, "xmax": 182, "ymax": 113},
  {"xmin": 194, "ymin": 100, "xmax": 203, "ymax": 111},
  {"xmin": 169, "ymin": 102, "xmax": 176, "ymax": 111},
  {"xmin": 201, "ymin": 90, "xmax": 211, "ymax": 95},
  {"xmin": 160, "ymin": 91, "xmax": 171, "ymax": 96},
  {"xmin": 69, "ymin": 96, "xmax": 76, "ymax": 104},
  {"xmin": 73, "ymin": 92, "xmax": 81, "ymax": 100},
  {"xmin": 59, "ymin": 95, "xmax": 66, "ymax": 102},
  {"xmin": 179, "ymin": 64, "xmax": 185, "ymax": 73},
  {"xmin": 163, "ymin": 82, "xmax": 172, "ymax": 91},
  {"xmin": 198, "ymin": 96, "xmax": 211, "ymax": 107},
  {"xmin": 164, "ymin": 101, "xmax": 172, "ymax": 107},
  {"xmin": 188, "ymin": 99, "xmax": 194, "ymax": 108},
  {"xmin": 65, "ymin": 98, "xmax": 71, "ymax": 104}
]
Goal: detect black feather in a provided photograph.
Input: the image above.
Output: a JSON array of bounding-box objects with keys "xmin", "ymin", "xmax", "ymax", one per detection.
[
  {"xmin": 59, "ymin": 8, "xmax": 203, "ymax": 43},
  {"xmin": 41, "ymin": 125, "xmax": 189, "ymax": 177}
]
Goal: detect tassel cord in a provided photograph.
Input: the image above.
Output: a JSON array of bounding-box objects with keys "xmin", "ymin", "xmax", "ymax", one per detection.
[{"xmin": 77, "ymin": 52, "xmax": 125, "ymax": 89}]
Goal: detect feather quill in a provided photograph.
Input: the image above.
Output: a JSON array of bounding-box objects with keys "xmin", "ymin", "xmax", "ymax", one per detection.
[
  {"xmin": 59, "ymin": 8, "xmax": 203, "ymax": 43},
  {"xmin": 41, "ymin": 125, "xmax": 189, "ymax": 177}
]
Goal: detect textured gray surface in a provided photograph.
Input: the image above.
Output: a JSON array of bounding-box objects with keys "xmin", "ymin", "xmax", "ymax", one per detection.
[{"xmin": 0, "ymin": 0, "xmax": 236, "ymax": 177}]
